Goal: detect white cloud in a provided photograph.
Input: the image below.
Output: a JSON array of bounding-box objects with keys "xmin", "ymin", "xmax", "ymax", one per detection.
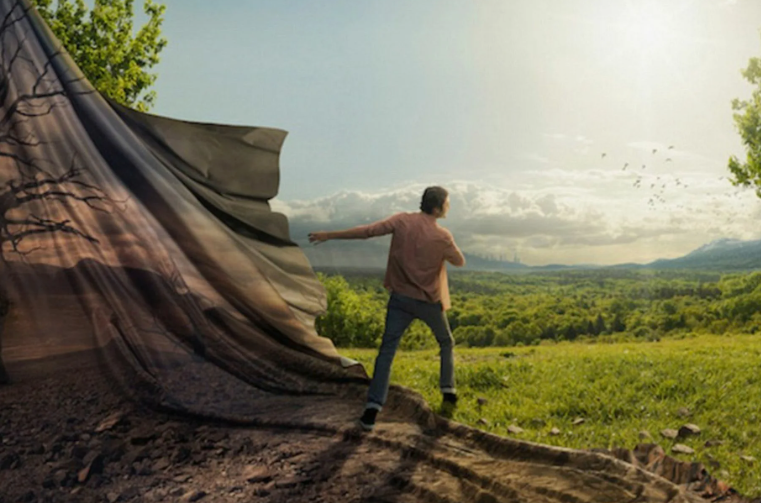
[
  {"xmin": 518, "ymin": 153, "xmax": 550, "ymax": 164},
  {"xmin": 542, "ymin": 133, "xmax": 567, "ymax": 141},
  {"xmin": 274, "ymin": 181, "xmax": 761, "ymax": 266}
]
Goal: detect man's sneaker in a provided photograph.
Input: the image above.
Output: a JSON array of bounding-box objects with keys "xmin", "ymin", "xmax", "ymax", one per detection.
[
  {"xmin": 358, "ymin": 408, "xmax": 378, "ymax": 431},
  {"xmin": 442, "ymin": 392, "xmax": 458, "ymax": 406}
]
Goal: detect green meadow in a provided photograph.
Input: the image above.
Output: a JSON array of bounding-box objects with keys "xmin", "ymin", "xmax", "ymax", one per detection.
[
  {"xmin": 343, "ymin": 335, "xmax": 761, "ymax": 497},
  {"xmin": 322, "ymin": 269, "xmax": 761, "ymax": 495}
]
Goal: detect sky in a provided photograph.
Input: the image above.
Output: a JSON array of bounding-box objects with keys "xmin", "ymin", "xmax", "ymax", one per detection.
[{"xmin": 136, "ymin": 0, "xmax": 761, "ymax": 266}]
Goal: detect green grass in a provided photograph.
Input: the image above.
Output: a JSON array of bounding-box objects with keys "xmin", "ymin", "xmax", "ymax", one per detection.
[{"xmin": 343, "ymin": 334, "xmax": 761, "ymax": 497}]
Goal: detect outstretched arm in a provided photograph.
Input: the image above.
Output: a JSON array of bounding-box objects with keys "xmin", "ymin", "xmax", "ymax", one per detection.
[
  {"xmin": 309, "ymin": 214, "xmax": 400, "ymax": 244},
  {"xmin": 308, "ymin": 227, "xmax": 369, "ymax": 243}
]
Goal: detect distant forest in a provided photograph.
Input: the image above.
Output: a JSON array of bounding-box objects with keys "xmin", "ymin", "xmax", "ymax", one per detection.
[{"xmin": 314, "ymin": 269, "xmax": 761, "ymax": 349}]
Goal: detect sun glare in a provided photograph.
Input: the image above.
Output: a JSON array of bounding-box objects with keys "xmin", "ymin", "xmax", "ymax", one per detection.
[{"xmin": 622, "ymin": 4, "xmax": 674, "ymax": 59}]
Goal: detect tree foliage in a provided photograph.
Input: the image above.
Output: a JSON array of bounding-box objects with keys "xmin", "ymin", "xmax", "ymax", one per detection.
[
  {"xmin": 31, "ymin": 0, "xmax": 167, "ymax": 111},
  {"xmin": 316, "ymin": 269, "xmax": 761, "ymax": 349},
  {"xmin": 729, "ymin": 36, "xmax": 761, "ymax": 196}
]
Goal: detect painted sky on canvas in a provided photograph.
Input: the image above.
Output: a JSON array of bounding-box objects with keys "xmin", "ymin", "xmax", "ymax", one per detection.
[{"xmin": 138, "ymin": 0, "xmax": 761, "ymax": 265}]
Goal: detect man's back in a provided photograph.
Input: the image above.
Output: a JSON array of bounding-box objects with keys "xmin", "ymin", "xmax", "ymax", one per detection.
[
  {"xmin": 382, "ymin": 212, "xmax": 464, "ymax": 309},
  {"xmin": 308, "ymin": 185, "xmax": 464, "ymax": 431}
]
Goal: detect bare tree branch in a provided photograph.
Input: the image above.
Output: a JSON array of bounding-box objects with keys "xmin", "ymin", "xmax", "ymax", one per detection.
[
  {"xmin": 6, "ymin": 214, "xmax": 99, "ymax": 246},
  {"xmin": 0, "ymin": 1, "xmax": 29, "ymax": 41},
  {"xmin": 0, "ymin": 3, "xmax": 127, "ymax": 261}
]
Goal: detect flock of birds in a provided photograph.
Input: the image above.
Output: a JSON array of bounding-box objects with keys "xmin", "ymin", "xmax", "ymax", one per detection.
[{"xmin": 598, "ymin": 145, "xmax": 744, "ymax": 221}]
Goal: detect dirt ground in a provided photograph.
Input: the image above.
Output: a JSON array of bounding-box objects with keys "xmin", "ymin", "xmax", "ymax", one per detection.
[{"xmin": 0, "ymin": 364, "xmax": 757, "ymax": 503}]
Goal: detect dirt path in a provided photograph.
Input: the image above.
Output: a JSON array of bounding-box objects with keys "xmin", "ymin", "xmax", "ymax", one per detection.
[{"xmin": 0, "ymin": 365, "xmax": 753, "ymax": 503}]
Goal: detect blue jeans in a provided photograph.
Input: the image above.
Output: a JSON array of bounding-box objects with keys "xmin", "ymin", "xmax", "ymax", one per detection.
[{"xmin": 366, "ymin": 292, "xmax": 456, "ymax": 411}]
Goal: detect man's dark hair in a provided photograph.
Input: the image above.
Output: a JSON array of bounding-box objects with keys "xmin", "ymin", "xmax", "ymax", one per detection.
[{"xmin": 420, "ymin": 186, "xmax": 448, "ymax": 214}]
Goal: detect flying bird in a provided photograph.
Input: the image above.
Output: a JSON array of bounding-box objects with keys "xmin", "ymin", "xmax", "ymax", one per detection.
[
  {"xmin": 668, "ymin": 145, "xmax": 674, "ymax": 150},
  {"xmin": 601, "ymin": 153, "xmax": 607, "ymax": 159},
  {"xmin": 665, "ymin": 158, "xmax": 672, "ymax": 162},
  {"xmin": 641, "ymin": 164, "xmax": 646, "ymax": 169},
  {"xmin": 622, "ymin": 163, "xmax": 628, "ymax": 170},
  {"xmin": 652, "ymin": 148, "xmax": 658, "ymax": 154}
]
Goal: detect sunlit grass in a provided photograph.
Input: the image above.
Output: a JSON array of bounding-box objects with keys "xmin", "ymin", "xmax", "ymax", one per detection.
[{"xmin": 343, "ymin": 334, "xmax": 761, "ymax": 497}]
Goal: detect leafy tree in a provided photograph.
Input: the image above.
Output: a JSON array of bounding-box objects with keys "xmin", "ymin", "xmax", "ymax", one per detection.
[
  {"xmin": 31, "ymin": 0, "xmax": 167, "ymax": 111},
  {"xmin": 729, "ymin": 38, "xmax": 761, "ymax": 196},
  {"xmin": 314, "ymin": 274, "xmax": 384, "ymax": 347},
  {"xmin": 321, "ymin": 269, "xmax": 761, "ymax": 348}
]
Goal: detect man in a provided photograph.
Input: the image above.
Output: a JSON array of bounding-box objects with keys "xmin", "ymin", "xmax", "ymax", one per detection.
[{"xmin": 308, "ymin": 186, "xmax": 465, "ymax": 431}]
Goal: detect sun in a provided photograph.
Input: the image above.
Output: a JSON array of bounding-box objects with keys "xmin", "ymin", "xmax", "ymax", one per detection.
[{"xmin": 621, "ymin": 3, "xmax": 676, "ymax": 60}]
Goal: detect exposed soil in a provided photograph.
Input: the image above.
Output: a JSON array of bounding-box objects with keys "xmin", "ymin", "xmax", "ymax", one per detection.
[{"xmin": 0, "ymin": 363, "xmax": 757, "ymax": 503}]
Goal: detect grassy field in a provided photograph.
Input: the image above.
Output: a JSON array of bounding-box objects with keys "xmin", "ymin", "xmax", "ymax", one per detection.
[{"xmin": 343, "ymin": 334, "xmax": 761, "ymax": 497}]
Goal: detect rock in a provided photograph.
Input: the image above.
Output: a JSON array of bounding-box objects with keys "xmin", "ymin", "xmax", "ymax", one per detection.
[
  {"xmin": 106, "ymin": 491, "xmax": 120, "ymax": 503},
  {"xmin": 69, "ymin": 442, "xmax": 89, "ymax": 459},
  {"xmin": 95, "ymin": 412, "xmax": 124, "ymax": 433},
  {"xmin": 234, "ymin": 438, "xmax": 261, "ymax": 457},
  {"xmin": 132, "ymin": 459, "xmax": 154, "ymax": 476},
  {"xmin": 676, "ymin": 407, "xmax": 691, "ymax": 418},
  {"xmin": 55, "ymin": 432, "xmax": 78, "ymax": 444},
  {"xmin": 0, "ymin": 450, "xmax": 21, "ymax": 470},
  {"xmin": 153, "ymin": 457, "xmax": 171, "ymax": 471},
  {"xmin": 172, "ymin": 446, "xmax": 192, "ymax": 463},
  {"xmin": 477, "ymin": 418, "xmax": 489, "ymax": 426},
  {"xmin": 52, "ymin": 468, "xmax": 69, "ymax": 486},
  {"xmin": 101, "ymin": 437, "xmax": 127, "ymax": 462},
  {"xmin": 572, "ymin": 417, "xmax": 585, "ymax": 426},
  {"xmin": 206, "ymin": 430, "xmax": 229, "ymax": 444},
  {"xmin": 27, "ymin": 443, "xmax": 45, "ymax": 455},
  {"xmin": 704, "ymin": 439, "xmax": 725, "ymax": 447},
  {"xmin": 476, "ymin": 397, "xmax": 488, "ymax": 407},
  {"xmin": 507, "ymin": 425, "xmax": 524, "ymax": 435},
  {"xmin": 119, "ymin": 486, "xmax": 141, "ymax": 500},
  {"xmin": 549, "ymin": 427, "xmax": 561, "ymax": 436},
  {"xmin": 660, "ymin": 429, "xmax": 679, "ymax": 440},
  {"xmin": 17, "ymin": 490, "xmax": 35, "ymax": 503},
  {"xmin": 182, "ymin": 490, "xmax": 207, "ymax": 502},
  {"xmin": 77, "ymin": 452, "xmax": 104, "ymax": 483},
  {"xmin": 677, "ymin": 424, "xmax": 701, "ymax": 438},
  {"xmin": 128, "ymin": 445, "xmax": 153, "ymax": 464},
  {"xmin": 243, "ymin": 465, "xmax": 272, "ymax": 483},
  {"xmin": 671, "ymin": 444, "xmax": 695, "ymax": 455},
  {"xmin": 129, "ymin": 432, "xmax": 157, "ymax": 446},
  {"xmin": 638, "ymin": 430, "xmax": 652, "ymax": 440},
  {"xmin": 275, "ymin": 476, "xmax": 305, "ymax": 489},
  {"xmin": 255, "ymin": 481, "xmax": 276, "ymax": 497},
  {"xmin": 740, "ymin": 455, "xmax": 756, "ymax": 464}
]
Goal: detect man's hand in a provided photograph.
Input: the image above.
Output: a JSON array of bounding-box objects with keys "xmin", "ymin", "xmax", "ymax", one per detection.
[{"xmin": 308, "ymin": 231, "xmax": 329, "ymax": 245}]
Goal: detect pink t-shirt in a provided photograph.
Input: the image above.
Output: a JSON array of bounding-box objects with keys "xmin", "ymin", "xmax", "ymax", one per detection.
[{"xmin": 341, "ymin": 212, "xmax": 465, "ymax": 310}]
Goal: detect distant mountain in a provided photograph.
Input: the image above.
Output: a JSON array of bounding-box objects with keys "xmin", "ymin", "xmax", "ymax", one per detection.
[
  {"xmin": 643, "ymin": 238, "xmax": 761, "ymax": 270},
  {"xmin": 301, "ymin": 237, "xmax": 761, "ymax": 273},
  {"xmin": 459, "ymin": 253, "xmax": 528, "ymax": 271}
]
